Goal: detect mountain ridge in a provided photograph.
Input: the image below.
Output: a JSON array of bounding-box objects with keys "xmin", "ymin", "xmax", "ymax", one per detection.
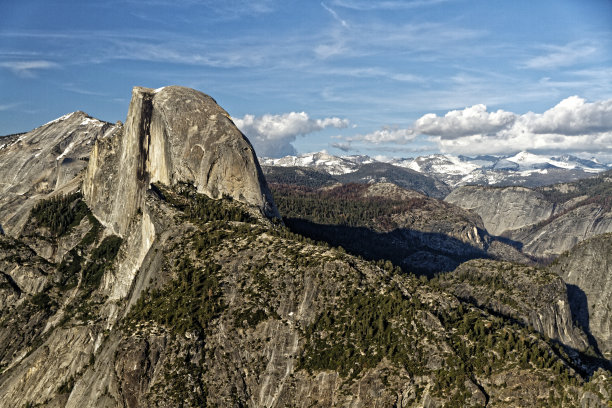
[
  {"xmin": 261, "ymin": 151, "xmax": 609, "ymax": 189},
  {"xmin": 0, "ymin": 87, "xmax": 610, "ymax": 406}
]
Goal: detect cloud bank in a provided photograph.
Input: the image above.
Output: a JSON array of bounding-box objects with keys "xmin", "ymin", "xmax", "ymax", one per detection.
[
  {"xmin": 234, "ymin": 111, "xmax": 349, "ymax": 157},
  {"xmin": 353, "ymin": 96, "xmax": 612, "ymax": 156}
]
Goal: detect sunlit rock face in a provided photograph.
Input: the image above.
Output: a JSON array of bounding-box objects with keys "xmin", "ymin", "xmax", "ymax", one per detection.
[
  {"xmin": 83, "ymin": 86, "xmax": 279, "ymax": 236},
  {"xmin": 0, "ymin": 111, "xmax": 117, "ymax": 237}
]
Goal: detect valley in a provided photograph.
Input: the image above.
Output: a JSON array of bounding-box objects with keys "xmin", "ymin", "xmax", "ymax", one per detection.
[{"xmin": 0, "ymin": 86, "xmax": 610, "ymax": 407}]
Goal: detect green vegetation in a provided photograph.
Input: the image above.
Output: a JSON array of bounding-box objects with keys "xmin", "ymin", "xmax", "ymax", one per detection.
[
  {"xmin": 82, "ymin": 235, "xmax": 122, "ymax": 291},
  {"xmin": 57, "ymin": 375, "xmax": 75, "ymax": 394},
  {"xmin": 30, "ymin": 192, "xmax": 90, "ymax": 236},
  {"xmin": 299, "ymin": 288, "xmax": 426, "ymax": 378},
  {"xmin": 153, "ymin": 181, "xmax": 255, "ymax": 224},
  {"xmin": 272, "ymin": 183, "xmax": 424, "ymax": 228},
  {"xmin": 126, "ymin": 258, "xmax": 225, "ymax": 336},
  {"xmin": 263, "ymin": 166, "xmax": 337, "ymax": 189},
  {"xmin": 537, "ymin": 171, "xmax": 612, "ymax": 205},
  {"xmin": 30, "ymin": 292, "xmax": 57, "ymax": 311}
]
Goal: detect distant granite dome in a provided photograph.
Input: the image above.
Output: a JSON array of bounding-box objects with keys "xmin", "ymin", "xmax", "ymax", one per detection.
[
  {"xmin": 84, "ymin": 86, "xmax": 279, "ymax": 235},
  {"xmin": 0, "ymin": 111, "xmax": 116, "ymax": 237}
]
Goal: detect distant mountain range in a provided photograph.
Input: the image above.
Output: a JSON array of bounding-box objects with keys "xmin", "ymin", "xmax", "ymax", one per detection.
[{"xmin": 261, "ymin": 151, "xmax": 610, "ymax": 188}]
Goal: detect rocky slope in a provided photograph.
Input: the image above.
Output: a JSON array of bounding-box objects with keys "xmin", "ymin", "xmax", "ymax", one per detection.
[
  {"xmin": 271, "ymin": 182, "xmax": 530, "ymax": 274},
  {"xmin": 445, "ymin": 174, "xmax": 612, "ymax": 258},
  {"xmin": 444, "ymin": 185, "xmax": 555, "ymax": 236},
  {"xmin": 1, "ymin": 184, "xmax": 608, "ymax": 407},
  {"xmin": 0, "ymin": 111, "xmax": 117, "ymax": 237},
  {"xmin": 550, "ymin": 233, "xmax": 612, "ymax": 359},
  {"xmin": 436, "ymin": 259, "xmax": 590, "ymax": 353},
  {"xmin": 0, "ymin": 86, "xmax": 610, "ymax": 407}
]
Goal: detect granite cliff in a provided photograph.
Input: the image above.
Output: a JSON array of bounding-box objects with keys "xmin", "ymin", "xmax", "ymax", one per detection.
[
  {"xmin": 444, "ymin": 186, "xmax": 555, "ymax": 236},
  {"xmin": 550, "ymin": 233, "xmax": 612, "ymax": 359},
  {"xmin": 0, "ymin": 112, "xmax": 117, "ymax": 237},
  {"xmin": 445, "ymin": 175, "xmax": 612, "ymax": 259},
  {"xmin": 0, "ymin": 87, "xmax": 610, "ymax": 407},
  {"xmin": 84, "ymin": 86, "xmax": 278, "ymax": 237}
]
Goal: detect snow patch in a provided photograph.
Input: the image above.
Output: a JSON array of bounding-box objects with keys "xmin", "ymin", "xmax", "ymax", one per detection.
[
  {"xmin": 44, "ymin": 112, "xmax": 75, "ymax": 127},
  {"xmin": 56, "ymin": 140, "xmax": 76, "ymax": 162},
  {"xmin": 80, "ymin": 117, "xmax": 103, "ymax": 127}
]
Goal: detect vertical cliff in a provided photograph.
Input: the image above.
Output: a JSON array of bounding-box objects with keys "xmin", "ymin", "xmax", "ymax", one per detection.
[
  {"xmin": 444, "ymin": 185, "xmax": 555, "ymax": 236},
  {"xmin": 83, "ymin": 86, "xmax": 278, "ymax": 237},
  {"xmin": 550, "ymin": 233, "xmax": 612, "ymax": 359},
  {"xmin": 437, "ymin": 259, "xmax": 590, "ymax": 353}
]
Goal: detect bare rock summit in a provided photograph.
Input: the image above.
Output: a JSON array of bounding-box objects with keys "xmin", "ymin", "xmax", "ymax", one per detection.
[{"xmin": 84, "ymin": 86, "xmax": 279, "ymax": 235}]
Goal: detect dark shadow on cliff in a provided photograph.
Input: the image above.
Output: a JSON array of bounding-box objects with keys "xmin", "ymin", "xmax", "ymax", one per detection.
[
  {"xmin": 493, "ymin": 234, "xmax": 524, "ymax": 252},
  {"xmin": 566, "ymin": 283, "xmax": 605, "ymax": 359},
  {"xmin": 283, "ymin": 217, "xmax": 490, "ymax": 277}
]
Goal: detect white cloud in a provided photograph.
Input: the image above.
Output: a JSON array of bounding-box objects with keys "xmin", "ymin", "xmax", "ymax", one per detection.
[
  {"xmin": 234, "ymin": 111, "xmax": 349, "ymax": 157},
  {"xmin": 331, "ymin": 141, "xmax": 353, "ymax": 152},
  {"xmin": 347, "ymin": 96, "xmax": 612, "ymax": 157},
  {"xmin": 523, "ymin": 41, "xmax": 597, "ymax": 70},
  {"xmin": 331, "ymin": 0, "xmax": 452, "ymax": 10},
  {"xmin": 522, "ymin": 96, "xmax": 612, "ymax": 135},
  {"xmin": 348, "ymin": 126, "xmax": 416, "ymax": 144},
  {"xmin": 0, "ymin": 102, "xmax": 20, "ymax": 112},
  {"xmin": 321, "ymin": 2, "xmax": 349, "ymax": 28},
  {"xmin": 414, "ymin": 104, "xmax": 516, "ymax": 139},
  {"xmin": 0, "ymin": 60, "xmax": 59, "ymax": 77},
  {"xmin": 431, "ymin": 96, "xmax": 612, "ymax": 155}
]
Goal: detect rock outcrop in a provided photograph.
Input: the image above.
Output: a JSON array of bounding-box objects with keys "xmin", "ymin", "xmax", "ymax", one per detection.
[
  {"xmin": 84, "ymin": 86, "xmax": 278, "ymax": 236},
  {"xmin": 444, "ymin": 185, "xmax": 555, "ymax": 236},
  {"xmin": 508, "ymin": 203, "xmax": 612, "ymax": 258},
  {"xmin": 0, "ymin": 112, "xmax": 116, "ymax": 237},
  {"xmin": 550, "ymin": 233, "xmax": 612, "ymax": 358},
  {"xmin": 445, "ymin": 179, "xmax": 612, "ymax": 259},
  {"xmin": 438, "ymin": 259, "xmax": 590, "ymax": 353}
]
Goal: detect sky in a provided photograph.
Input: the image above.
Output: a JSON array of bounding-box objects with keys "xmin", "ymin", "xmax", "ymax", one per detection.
[{"xmin": 1, "ymin": 0, "xmax": 611, "ymax": 160}]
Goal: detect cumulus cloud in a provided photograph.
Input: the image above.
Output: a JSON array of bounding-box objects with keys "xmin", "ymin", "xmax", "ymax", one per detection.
[
  {"xmin": 234, "ymin": 111, "xmax": 349, "ymax": 157},
  {"xmin": 348, "ymin": 126, "xmax": 416, "ymax": 144},
  {"xmin": 414, "ymin": 104, "xmax": 516, "ymax": 139},
  {"xmin": 428, "ymin": 96, "xmax": 612, "ymax": 155},
  {"xmin": 348, "ymin": 96, "xmax": 612, "ymax": 157},
  {"xmin": 523, "ymin": 96, "xmax": 612, "ymax": 135}
]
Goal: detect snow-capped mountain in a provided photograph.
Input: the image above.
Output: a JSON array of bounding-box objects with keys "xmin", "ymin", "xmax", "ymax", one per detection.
[
  {"xmin": 260, "ymin": 151, "xmax": 373, "ymax": 175},
  {"xmin": 503, "ymin": 151, "xmax": 608, "ymax": 172},
  {"xmin": 260, "ymin": 151, "xmax": 610, "ymax": 188}
]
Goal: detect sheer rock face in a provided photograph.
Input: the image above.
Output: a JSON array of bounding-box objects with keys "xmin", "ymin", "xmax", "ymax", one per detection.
[
  {"xmin": 444, "ymin": 184, "xmax": 612, "ymax": 258},
  {"xmin": 440, "ymin": 259, "xmax": 590, "ymax": 353},
  {"xmin": 0, "ymin": 112, "xmax": 116, "ymax": 237},
  {"xmin": 508, "ymin": 204, "xmax": 612, "ymax": 258},
  {"xmin": 83, "ymin": 86, "xmax": 278, "ymax": 236},
  {"xmin": 550, "ymin": 233, "xmax": 612, "ymax": 358},
  {"xmin": 444, "ymin": 185, "xmax": 555, "ymax": 236}
]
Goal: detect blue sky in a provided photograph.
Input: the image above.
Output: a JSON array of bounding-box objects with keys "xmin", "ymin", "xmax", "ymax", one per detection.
[{"xmin": 1, "ymin": 0, "xmax": 611, "ymax": 159}]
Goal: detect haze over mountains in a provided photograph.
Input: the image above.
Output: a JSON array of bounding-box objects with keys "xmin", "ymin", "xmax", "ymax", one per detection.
[{"xmin": 0, "ymin": 87, "xmax": 611, "ymax": 407}]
